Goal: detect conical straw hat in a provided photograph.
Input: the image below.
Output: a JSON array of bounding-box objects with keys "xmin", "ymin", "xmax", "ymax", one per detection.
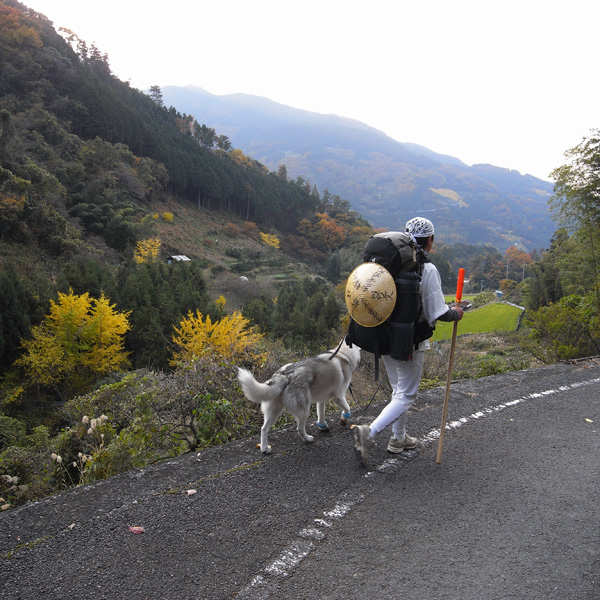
[{"xmin": 345, "ymin": 263, "xmax": 396, "ymax": 327}]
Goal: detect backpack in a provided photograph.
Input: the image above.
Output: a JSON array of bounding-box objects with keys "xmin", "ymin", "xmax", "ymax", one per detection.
[{"xmin": 345, "ymin": 232, "xmax": 434, "ymax": 379}]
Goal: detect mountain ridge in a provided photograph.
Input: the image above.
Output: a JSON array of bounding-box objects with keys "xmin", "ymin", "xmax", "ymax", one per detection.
[{"xmin": 162, "ymin": 86, "xmax": 556, "ymax": 252}]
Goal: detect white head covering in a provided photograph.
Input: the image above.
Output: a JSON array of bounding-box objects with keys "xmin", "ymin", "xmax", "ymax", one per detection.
[{"xmin": 405, "ymin": 217, "xmax": 434, "ymax": 238}]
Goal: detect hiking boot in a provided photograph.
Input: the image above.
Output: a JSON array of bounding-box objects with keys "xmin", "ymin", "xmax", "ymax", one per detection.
[
  {"xmin": 387, "ymin": 434, "xmax": 419, "ymax": 453},
  {"xmin": 351, "ymin": 424, "xmax": 374, "ymax": 466}
]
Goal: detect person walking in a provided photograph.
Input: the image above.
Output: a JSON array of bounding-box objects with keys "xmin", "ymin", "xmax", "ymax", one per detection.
[{"xmin": 351, "ymin": 217, "xmax": 464, "ymax": 465}]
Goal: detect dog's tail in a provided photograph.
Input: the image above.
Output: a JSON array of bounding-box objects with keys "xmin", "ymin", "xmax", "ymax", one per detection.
[{"xmin": 237, "ymin": 368, "xmax": 285, "ymax": 404}]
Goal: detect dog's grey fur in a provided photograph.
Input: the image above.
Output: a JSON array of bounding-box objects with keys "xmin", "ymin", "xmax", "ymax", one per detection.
[{"xmin": 237, "ymin": 343, "xmax": 361, "ymax": 453}]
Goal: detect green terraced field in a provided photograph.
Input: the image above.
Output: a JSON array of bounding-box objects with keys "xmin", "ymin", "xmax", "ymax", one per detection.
[{"xmin": 432, "ymin": 302, "xmax": 524, "ymax": 341}]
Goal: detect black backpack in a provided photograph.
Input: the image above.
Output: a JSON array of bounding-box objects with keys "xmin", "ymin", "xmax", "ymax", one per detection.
[{"xmin": 345, "ymin": 232, "xmax": 434, "ymax": 379}]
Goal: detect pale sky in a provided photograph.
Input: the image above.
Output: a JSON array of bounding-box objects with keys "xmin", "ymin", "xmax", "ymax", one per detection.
[{"xmin": 24, "ymin": 0, "xmax": 599, "ymax": 181}]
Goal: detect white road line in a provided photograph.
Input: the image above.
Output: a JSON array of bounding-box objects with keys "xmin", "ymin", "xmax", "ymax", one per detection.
[
  {"xmin": 236, "ymin": 375, "xmax": 600, "ymax": 599},
  {"xmin": 422, "ymin": 376, "xmax": 600, "ymax": 444}
]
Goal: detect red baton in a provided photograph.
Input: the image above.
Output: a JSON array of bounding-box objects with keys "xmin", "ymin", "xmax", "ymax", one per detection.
[{"xmin": 456, "ymin": 268, "xmax": 465, "ymax": 303}]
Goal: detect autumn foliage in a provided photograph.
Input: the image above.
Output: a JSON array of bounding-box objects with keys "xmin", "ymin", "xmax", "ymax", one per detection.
[
  {"xmin": 297, "ymin": 212, "xmax": 347, "ymax": 252},
  {"xmin": 134, "ymin": 237, "xmax": 161, "ymax": 263},
  {"xmin": 15, "ymin": 290, "xmax": 131, "ymax": 399},
  {"xmin": 171, "ymin": 310, "xmax": 264, "ymax": 365},
  {"xmin": 259, "ymin": 232, "xmax": 280, "ymax": 249},
  {"xmin": 0, "ymin": 4, "xmax": 42, "ymax": 50}
]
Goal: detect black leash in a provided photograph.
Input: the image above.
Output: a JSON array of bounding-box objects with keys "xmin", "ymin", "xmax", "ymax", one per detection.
[
  {"xmin": 348, "ymin": 377, "xmax": 384, "ymax": 413},
  {"xmin": 328, "ymin": 336, "xmax": 346, "ymax": 360},
  {"xmin": 329, "ymin": 335, "xmax": 385, "ymax": 412}
]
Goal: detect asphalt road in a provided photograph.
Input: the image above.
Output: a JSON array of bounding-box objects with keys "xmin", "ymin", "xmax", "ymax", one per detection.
[{"xmin": 1, "ymin": 359, "xmax": 599, "ymax": 600}]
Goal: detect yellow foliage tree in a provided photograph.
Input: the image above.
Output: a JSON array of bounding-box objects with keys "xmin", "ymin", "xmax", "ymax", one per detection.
[
  {"xmin": 0, "ymin": 194, "xmax": 26, "ymax": 223},
  {"xmin": 171, "ymin": 310, "xmax": 264, "ymax": 365},
  {"xmin": 260, "ymin": 232, "xmax": 280, "ymax": 249},
  {"xmin": 134, "ymin": 237, "xmax": 161, "ymax": 263},
  {"xmin": 14, "ymin": 325, "xmax": 69, "ymax": 389},
  {"xmin": 215, "ymin": 295, "xmax": 227, "ymax": 311},
  {"xmin": 15, "ymin": 290, "xmax": 131, "ymax": 399},
  {"xmin": 78, "ymin": 294, "xmax": 132, "ymax": 374},
  {"xmin": 230, "ymin": 148, "xmax": 254, "ymax": 168}
]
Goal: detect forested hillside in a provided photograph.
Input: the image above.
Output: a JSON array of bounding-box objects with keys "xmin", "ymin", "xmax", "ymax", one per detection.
[
  {"xmin": 0, "ymin": 0, "xmax": 378, "ymax": 365},
  {"xmin": 0, "ymin": 1, "xmax": 371, "ymax": 243}
]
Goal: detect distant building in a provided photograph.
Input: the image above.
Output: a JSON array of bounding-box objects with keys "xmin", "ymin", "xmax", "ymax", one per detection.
[
  {"xmin": 495, "ymin": 290, "xmax": 503, "ymax": 299},
  {"xmin": 166, "ymin": 255, "xmax": 191, "ymax": 264}
]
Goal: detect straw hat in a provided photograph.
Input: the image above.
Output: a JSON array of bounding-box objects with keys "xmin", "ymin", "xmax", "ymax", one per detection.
[{"xmin": 345, "ymin": 262, "xmax": 396, "ymax": 327}]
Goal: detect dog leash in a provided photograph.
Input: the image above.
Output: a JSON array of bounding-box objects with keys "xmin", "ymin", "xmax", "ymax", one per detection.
[
  {"xmin": 349, "ymin": 379, "xmax": 384, "ymax": 413},
  {"xmin": 328, "ymin": 336, "xmax": 385, "ymax": 412},
  {"xmin": 328, "ymin": 336, "xmax": 346, "ymax": 361}
]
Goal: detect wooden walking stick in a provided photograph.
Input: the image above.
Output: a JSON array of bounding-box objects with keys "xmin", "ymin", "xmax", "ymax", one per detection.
[{"xmin": 436, "ymin": 268, "xmax": 465, "ymax": 464}]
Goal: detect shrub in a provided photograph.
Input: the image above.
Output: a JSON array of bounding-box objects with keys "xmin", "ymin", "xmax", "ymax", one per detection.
[
  {"xmin": 472, "ymin": 291, "xmax": 496, "ymax": 307},
  {"xmin": 476, "ymin": 356, "xmax": 510, "ymax": 377},
  {"xmin": 61, "ymin": 359, "xmax": 261, "ymax": 470},
  {"xmin": 224, "ymin": 222, "xmax": 240, "ymax": 237},
  {"xmin": 260, "ymin": 232, "xmax": 280, "ymax": 249},
  {"xmin": 0, "ymin": 426, "xmax": 54, "ymax": 506},
  {"xmin": 523, "ymin": 293, "xmax": 600, "ymax": 362},
  {"xmin": 0, "ymin": 415, "xmax": 27, "ymax": 450},
  {"xmin": 241, "ymin": 221, "xmax": 260, "ymax": 240}
]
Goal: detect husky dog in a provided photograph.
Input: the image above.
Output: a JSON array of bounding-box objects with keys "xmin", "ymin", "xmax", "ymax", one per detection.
[{"xmin": 237, "ymin": 343, "xmax": 361, "ymax": 453}]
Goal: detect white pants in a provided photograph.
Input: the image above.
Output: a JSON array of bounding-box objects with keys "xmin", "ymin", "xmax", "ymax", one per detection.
[{"xmin": 369, "ymin": 351, "xmax": 425, "ymax": 439}]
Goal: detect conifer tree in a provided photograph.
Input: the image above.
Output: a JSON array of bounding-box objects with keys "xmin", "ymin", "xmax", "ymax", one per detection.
[{"xmin": 0, "ymin": 264, "xmax": 40, "ymax": 371}]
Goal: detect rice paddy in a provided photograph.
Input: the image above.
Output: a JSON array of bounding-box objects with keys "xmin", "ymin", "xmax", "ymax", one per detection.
[{"xmin": 432, "ymin": 301, "xmax": 524, "ymax": 341}]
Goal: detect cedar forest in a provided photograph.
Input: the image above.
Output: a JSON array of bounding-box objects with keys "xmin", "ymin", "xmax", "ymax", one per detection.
[{"xmin": 0, "ymin": 0, "xmax": 598, "ymax": 507}]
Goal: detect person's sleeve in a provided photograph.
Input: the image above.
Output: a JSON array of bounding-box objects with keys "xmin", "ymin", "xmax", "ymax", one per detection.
[
  {"xmin": 421, "ymin": 264, "xmax": 451, "ymax": 325},
  {"xmin": 437, "ymin": 307, "xmax": 461, "ymax": 321}
]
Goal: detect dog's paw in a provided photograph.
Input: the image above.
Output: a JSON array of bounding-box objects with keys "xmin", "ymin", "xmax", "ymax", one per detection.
[
  {"xmin": 340, "ymin": 412, "xmax": 352, "ymax": 426},
  {"xmin": 316, "ymin": 421, "xmax": 330, "ymax": 432},
  {"xmin": 259, "ymin": 444, "xmax": 272, "ymax": 454},
  {"xmin": 305, "ymin": 435, "xmax": 314, "ymax": 443}
]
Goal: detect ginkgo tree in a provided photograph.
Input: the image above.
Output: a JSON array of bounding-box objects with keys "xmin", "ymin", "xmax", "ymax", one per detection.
[
  {"xmin": 171, "ymin": 309, "xmax": 264, "ymax": 366},
  {"xmin": 133, "ymin": 237, "xmax": 161, "ymax": 264},
  {"xmin": 259, "ymin": 232, "xmax": 280, "ymax": 249},
  {"xmin": 15, "ymin": 289, "xmax": 131, "ymax": 400}
]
